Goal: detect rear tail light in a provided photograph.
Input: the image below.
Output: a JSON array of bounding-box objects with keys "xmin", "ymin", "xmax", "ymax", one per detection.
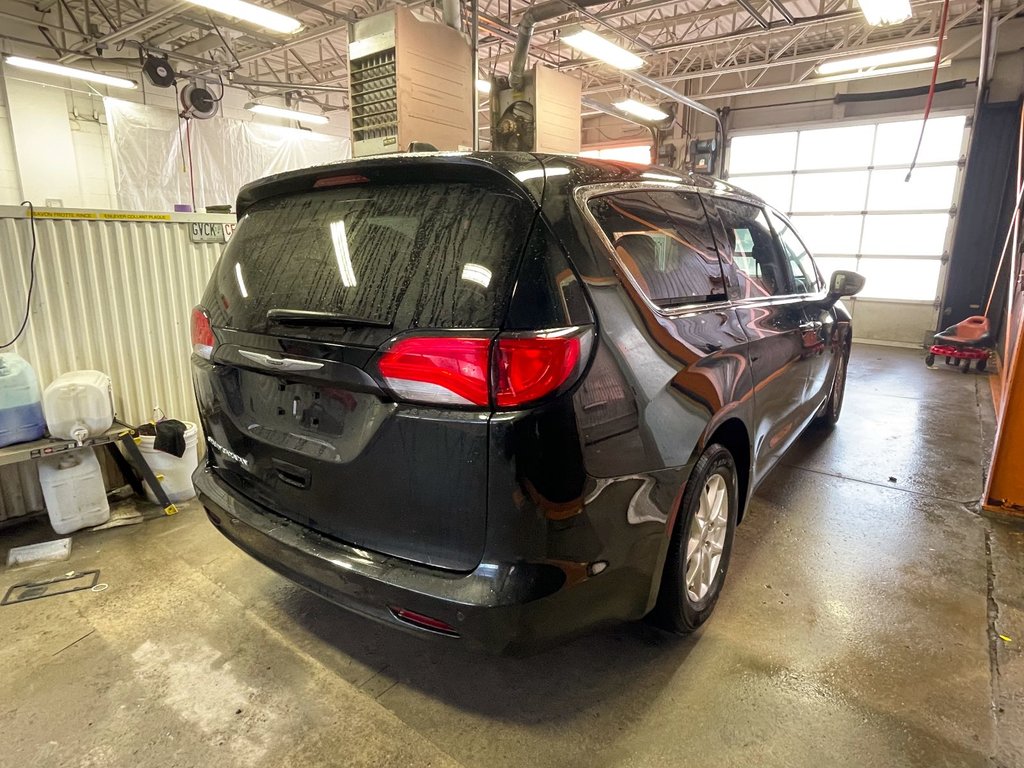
[
  {"xmin": 191, "ymin": 307, "xmax": 215, "ymax": 360},
  {"xmin": 375, "ymin": 327, "xmax": 592, "ymax": 409},
  {"xmin": 378, "ymin": 336, "xmax": 491, "ymax": 406}
]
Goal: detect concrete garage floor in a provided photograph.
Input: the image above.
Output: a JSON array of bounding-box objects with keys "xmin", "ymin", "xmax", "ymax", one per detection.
[{"xmin": 2, "ymin": 344, "xmax": 1023, "ymax": 768}]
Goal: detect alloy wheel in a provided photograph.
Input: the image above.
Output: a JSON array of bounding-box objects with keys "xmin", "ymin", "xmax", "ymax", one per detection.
[{"xmin": 685, "ymin": 472, "xmax": 729, "ymax": 603}]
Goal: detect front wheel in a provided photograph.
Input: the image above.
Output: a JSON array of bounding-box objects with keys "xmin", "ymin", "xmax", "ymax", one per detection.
[
  {"xmin": 651, "ymin": 443, "xmax": 738, "ymax": 634},
  {"xmin": 819, "ymin": 344, "xmax": 850, "ymax": 428}
]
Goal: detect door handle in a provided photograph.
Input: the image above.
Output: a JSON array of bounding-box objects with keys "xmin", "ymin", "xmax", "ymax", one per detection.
[
  {"xmin": 798, "ymin": 321, "xmax": 823, "ymax": 332},
  {"xmin": 239, "ymin": 350, "xmax": 324, "ymax": 372}
]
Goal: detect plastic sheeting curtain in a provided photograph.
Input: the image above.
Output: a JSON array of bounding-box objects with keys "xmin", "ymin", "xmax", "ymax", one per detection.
[{"xmin": 104, "ymin": 98, "xmax": 351, "ymax": 211}]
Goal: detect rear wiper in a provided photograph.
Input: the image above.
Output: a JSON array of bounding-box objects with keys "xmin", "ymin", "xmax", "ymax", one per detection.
[{"xmin": 266, "ymin": 309, "xmax": 392, "ymax": 329}]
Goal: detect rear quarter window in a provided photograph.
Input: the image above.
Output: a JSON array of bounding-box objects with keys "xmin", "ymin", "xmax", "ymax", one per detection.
[
  {"xmin": 211, "ymin": 182, "xmax": 534, "ymax": 334},
  {"xmin": 586, "ymin": 190, "xmax": 726, "ymax": 308}
]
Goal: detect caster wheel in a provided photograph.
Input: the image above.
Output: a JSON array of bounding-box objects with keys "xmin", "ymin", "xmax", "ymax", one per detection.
[
  {"xmin": 953, "ymin": 357, "xmax": 961, "ymax": 367},
  {"xmin": 945, "ymin": 356, "xmax": 952, "ymax": 365},
  {"xmin": 925, "ymin": 353, "xmax": 936, "ymax": 367},
  {"xmin": 977, "ymin": 357, "xmax": 988, "ymax": 372},
  {"xmin": 962, "ymin": 360, "xmax": 971, "ymax": 373}
]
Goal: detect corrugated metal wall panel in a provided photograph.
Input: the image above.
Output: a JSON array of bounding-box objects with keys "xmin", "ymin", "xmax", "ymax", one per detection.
[{"xmin": 0, "ymin": 208, "xmax": 230, "ymax": 522}]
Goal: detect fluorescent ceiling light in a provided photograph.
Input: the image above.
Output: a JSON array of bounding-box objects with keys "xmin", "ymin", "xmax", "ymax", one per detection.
[
  {"xmin": 183, "ymin": 0, "xmax": 301, "ymax": 34},
  {"xmin": 461, "ymin": 263, "xmax": 492, "ymax": 288},
  {"xmin": 857, "ymin": 0, "xmax": 912, "ymax": 26},
  {"xmin": 561, "ymin": 26, "xmax": 643, "ymax": 70},
  {"xmin": 247, "ymin": 103, "xmax": 329, "ymax": 124},
  {"xmin": 817, "ymin": 60, "xmax": 949, "ymax": 83},
  {"xmin": 615, "ymin": 99, "xmax": 670, "ymax": 122},
  {"xmin": 514, "ymin": 167, "xmax": 571, "ymax": 182},
  {"xmin": 4, "ymin": 56, "xmax": 136, "ymax": 89},
  {"xmin": 816, "ymin": 45, "xmax": 938, "ymax": 75},
  {"xmin": 476, "ymin": 79, "xmax": 491, "ymax": 93}
]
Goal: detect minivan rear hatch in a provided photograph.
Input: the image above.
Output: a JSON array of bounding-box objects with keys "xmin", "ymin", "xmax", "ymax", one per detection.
[{"xmin": 193, "ymin": 165, "xmax": 538, "ymax": 571}]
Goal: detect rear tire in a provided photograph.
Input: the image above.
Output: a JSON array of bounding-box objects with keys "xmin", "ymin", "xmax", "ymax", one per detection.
[{"xmin": 651, "ymin": 443, "xmax": 738, "ymax": 635}]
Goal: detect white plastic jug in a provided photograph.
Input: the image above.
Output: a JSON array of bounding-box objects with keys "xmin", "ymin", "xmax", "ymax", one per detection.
[
  {"xmin": 43, "ymin": 370, "xmax": 114, "ymax": 442},
  {"xmin": 37, "ymin": 448, "xmax": 110, "ymax": 534},
  {"xmin": 0, "ymin": 353, "xmax": 46, "ymax": 447},
  {"xmin": 137, "ymin": 421, "xmax": 200, "ymax": 503}
]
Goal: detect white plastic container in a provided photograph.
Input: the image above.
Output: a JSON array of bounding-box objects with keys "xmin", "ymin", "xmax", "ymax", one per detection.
[
  {"xmin": 0, "ymin": 353, "xmax": 46, "ymax": 447},
  {"xmin": 137, "ymin": 421, "xmax": 199, "ymax": 503},
  {"xmin": 43, "ymin": 370, "xmax": 114, "ymax": 442},
  {"xmin": 37, "ymin": 447, "xmax": 110, "ymax": 534}
]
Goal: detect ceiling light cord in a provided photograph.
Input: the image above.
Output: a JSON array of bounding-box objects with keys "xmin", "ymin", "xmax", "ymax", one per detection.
[{"xmin": 906, "ymin": 0, "xmax": 951, "ymax": 182}]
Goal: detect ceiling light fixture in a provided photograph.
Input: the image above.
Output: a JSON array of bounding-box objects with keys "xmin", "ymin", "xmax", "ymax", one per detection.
[
  {"xmin": 817, "ymin": 60, "xmax": 949, "ymax": 83},
  {"xmin": 856, "ymin": 0, "xmax": 912, "ymax": 27},
  {"xmin": 246, "ymin": 103, "xmax": 329, "ymax": 124},
  {"xmin": 4, "ymin": 56, "xmax": 137, "ymax": 89},
  {"xmin": 561, "ymin": 26, "xmax": 643, "ymax": 70},
  {"xmin": 816, "ymin": 45, "xmax": 938, "ymax": 75},
  {"xmin": 183, "ymin": 0, "xmax": 301, "ymax": 34},
  {"xmin": 475, "ymin": 79, "xmax": 492, "ymax": 94},
  {"xmin": 614, "ymin": 98, "xmax": 670, "ymax": 122}
]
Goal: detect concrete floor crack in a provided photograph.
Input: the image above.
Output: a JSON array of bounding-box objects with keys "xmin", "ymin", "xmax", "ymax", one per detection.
[{"xmin": 985, "ymin": 526, "xmax": 1004, "ymax": 765}]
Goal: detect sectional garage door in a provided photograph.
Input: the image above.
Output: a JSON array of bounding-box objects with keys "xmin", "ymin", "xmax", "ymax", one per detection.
[{"xmin": 727, "ymin": 113, "xmax": 969, "ymax": 346}]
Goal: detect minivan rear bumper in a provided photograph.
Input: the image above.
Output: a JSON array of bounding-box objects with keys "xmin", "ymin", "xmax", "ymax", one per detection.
[{"xmin": 193, "ymin": 465, "xmax": 646, "ymax": 654}]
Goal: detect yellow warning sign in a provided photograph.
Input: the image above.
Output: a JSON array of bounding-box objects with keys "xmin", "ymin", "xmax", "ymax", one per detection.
[{"xmin": 29, "ymin": 210, "xmax": 173, "ymax": 222}]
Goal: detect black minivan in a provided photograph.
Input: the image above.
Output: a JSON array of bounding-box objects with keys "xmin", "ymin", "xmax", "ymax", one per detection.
[{"xmin": 191, "ymin": 153, "xmax": 864, "ymax": 653}]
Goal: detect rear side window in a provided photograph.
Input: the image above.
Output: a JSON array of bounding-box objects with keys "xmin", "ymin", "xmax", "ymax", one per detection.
[
  {"xmin": 213, "ymin": 182, "xmax": 533, "ymax": 332},
  {"xmin": 587, "ymin": 190, "xmax": 726, "ymax": 307},
  {"xmin": 768, "ymin": 209, "xmax": 822, "ymax": 294},
  {"xmin": 710, "ymin": 197, "xmax": 788, "ymax": 298}
]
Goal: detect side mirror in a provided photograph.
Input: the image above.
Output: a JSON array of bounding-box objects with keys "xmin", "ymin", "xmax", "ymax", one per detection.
[{"xmin": 828, "ymin": 270, "xmax": 865, "ymax": 300}]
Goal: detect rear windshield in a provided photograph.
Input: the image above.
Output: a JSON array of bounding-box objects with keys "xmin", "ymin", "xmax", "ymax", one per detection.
[{"xmin": 212, "ymin": 182, "xmax": 534, "ymax": 333}]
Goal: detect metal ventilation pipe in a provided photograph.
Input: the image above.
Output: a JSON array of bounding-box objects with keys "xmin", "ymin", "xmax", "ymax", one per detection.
[
  {"xmin": 508, "ymin": 0, "xmax": 607, "ymax": 89},
  {"xmin": 441, "ymin": 0, "xmax": 462, "ymax": 31},
  {"xmin": 619, "ymin": 70, "xmax": 726, "ymax": 175}
]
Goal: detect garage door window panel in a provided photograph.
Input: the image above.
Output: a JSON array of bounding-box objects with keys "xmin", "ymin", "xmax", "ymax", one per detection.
[
  {"xmin": 867, "ymin": 166, "xmax": 958, "ymax": 212},
  {"xmin": 728, "ymin": 132, "xmax": 798, "ymax": 174},
  {"xmin": 788, "ymin": 214, "xmax": 864, "ymax": 256},
  {"xmin": 588, "ymin": 191, "xmax": 727, "ymax": 307},
  {"xmin": 791, "ymin": 171, "xmax": 870, "ymax": 213},
  {"xmin": 861, "ymin": 213, "xmax": 950, "ymax": 256},
  {"xmin": 729, "ymin": 115, "xmax": 966, "ymax": 306},
  {"xmin": 856, "ymin": 259, "xmax": 943, "ymax": 301},
  {"xmin": 872, "ymin": 116, "xmax": 966, "ymax": 165},
  {"xmin": 796, "ymin": 124, "xmax": 876, "ymax": 170}
]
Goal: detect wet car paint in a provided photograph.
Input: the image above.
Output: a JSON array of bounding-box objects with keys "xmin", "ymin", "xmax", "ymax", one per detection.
[{"xmin": 193, "ymin": 152, "xmax": 854, "ymax": 652}]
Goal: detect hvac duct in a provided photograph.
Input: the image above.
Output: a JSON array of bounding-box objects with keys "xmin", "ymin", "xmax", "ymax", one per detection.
[
  {"xmin": 508, "ymin": 0, "xmax": 608, "ymax": 89},
  {"xmin": 442, "ymin": 0, "xmax": 462, "ymax": 31}
]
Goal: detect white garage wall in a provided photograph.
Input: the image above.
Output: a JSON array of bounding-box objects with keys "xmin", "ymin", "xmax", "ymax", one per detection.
[{"xmin": 0, "ymin": 67, "xmax": 352, "ymax": 210}]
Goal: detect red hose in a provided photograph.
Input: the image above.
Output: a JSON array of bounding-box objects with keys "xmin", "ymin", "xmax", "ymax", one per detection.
[{"xmin": 906, "ymin": 0, "xmax": 951, "ymax": 182}]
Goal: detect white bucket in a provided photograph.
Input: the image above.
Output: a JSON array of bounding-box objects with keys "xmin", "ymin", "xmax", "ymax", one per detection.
[
  {"xmin": 37, "ymin": 447, "xmax": 110, "ymax": 534},
  {"xmin": 137, "ymin": 422, "xmax": 199, "ymax": 503}
]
